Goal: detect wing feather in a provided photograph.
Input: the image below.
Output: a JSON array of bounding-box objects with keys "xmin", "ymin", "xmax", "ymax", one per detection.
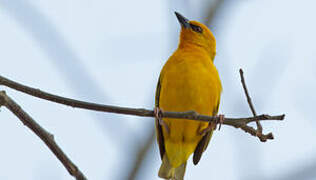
[
  {"xmin": 193, "ymin": 98, "xmax": 220, "ymax": 165},
  {"xmin": 155, "ymin": 75, "xmax": 165, "ymax": 160}
]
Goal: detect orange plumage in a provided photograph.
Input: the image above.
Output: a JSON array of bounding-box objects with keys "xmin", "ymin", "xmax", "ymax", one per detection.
[{"xmin": 155, "ymin": 12, "xmax": 222, "ymax": 179}]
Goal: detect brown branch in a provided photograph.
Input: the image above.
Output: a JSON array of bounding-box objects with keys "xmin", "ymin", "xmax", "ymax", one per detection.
[
  {"xmin": 0, "ymin": 74, "xmax": 284, "ymax": 141},
  {"xmin": 0, "ymin": 91, "xmax": 87, "ymax": 180},
  {"xmin": 127, "ymin": 129, "xmax": 155, "ymax": 180},
  {"xmin": 204, "ymin": 0, "xmax": 225, "ymax": 25},
  {"xmin": 240, "ymin": 68, "xmax": 268, "ymax": 141},
  {"xmin": 239, "ymin": 69, "xmax": 259, "ymax": 117}
]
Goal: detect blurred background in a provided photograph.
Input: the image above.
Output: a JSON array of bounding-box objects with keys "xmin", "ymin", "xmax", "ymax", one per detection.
[{"xmin": 0, "ymin": 0, "xmax": 315, "ymax": 179}]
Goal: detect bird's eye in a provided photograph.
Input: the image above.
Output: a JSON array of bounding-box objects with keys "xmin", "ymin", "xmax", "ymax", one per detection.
[{"xmin": 190, "ymin": 24, "xmax": 203, "ymax": 33}]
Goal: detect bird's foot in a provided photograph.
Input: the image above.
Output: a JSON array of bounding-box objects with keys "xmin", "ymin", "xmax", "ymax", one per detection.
[
  {"xmin": 199, "ymin": 114, "xmax": 225, "ymax": 136},
  {"xmin": 199, "ymin": 124, "xmax": 213, "ymax": 136},
  {"xmin": 154, "ymin": 107, "xmax": 170, "ymax": 134},
  {"xmin": 217, "ymin": 114, "xmax": 224, "ymax": 131}
]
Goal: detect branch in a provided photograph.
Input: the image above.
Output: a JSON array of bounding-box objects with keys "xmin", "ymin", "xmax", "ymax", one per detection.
[
  {"xmin": 0, "ymin": 91, "xmax": 87, "ymax": 180},
  {"xmin": 0, "ymin": 74, "xmax": 284, "ymax": 140},
  {"xmin": 240, "ymin": 69, "xmax": 266, "ymax": 141},
  {"xmin": 204, "ymin": 0, "xmax": 225, "ymax": 26},
  {"xmin": 127, "ymin": 129, "xmax": 155, "ymax": 180}
]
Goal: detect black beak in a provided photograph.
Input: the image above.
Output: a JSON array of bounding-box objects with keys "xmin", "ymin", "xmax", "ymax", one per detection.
[{"xmin": 175, "ymin": 11, "xmax": 190, "ymax": 29}]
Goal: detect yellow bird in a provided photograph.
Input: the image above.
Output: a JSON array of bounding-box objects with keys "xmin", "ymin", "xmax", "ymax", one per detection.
[{"xmin": 155, "ymin": 12, "xmax": 222, "ymax": 180}]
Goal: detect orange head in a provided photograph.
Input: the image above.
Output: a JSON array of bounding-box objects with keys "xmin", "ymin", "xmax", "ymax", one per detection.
[{"xmin": 175, "ymin": 12, "xmax": 216, "ymax": 60}]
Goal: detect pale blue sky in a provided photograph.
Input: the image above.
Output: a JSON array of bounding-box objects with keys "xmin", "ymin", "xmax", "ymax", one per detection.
[{"xmin": 0, "ymin": 0, "xmax": 315, "ymax": 179}]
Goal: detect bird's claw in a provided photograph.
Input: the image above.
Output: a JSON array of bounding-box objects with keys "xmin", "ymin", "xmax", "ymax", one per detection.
[
  {"xmin": 200, "ymin": 125, "xmax": 213, "ymax": 136},
  {"xmin": 154, "ymin": 107, "xmax": 170, "ymax": 134},
  {"xmin": 200, "ymin": 114, "xmax": 225, "ymax": 136},
  {"xmin": 217, "ymin": 114, "xmax": 224, "ymax": 131}
]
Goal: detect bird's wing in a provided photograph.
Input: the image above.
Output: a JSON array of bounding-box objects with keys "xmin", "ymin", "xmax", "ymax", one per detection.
[
  {"xmin": 155, "ymin": 75, "xmax": 165, "ymax": 160},
  {"xmin": 193, "ymin": 99, "xmax": 220, "ymax": 165}
]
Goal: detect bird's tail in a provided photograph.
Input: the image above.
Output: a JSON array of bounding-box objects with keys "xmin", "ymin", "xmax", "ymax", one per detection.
[{"xmin": 158, "ymin": 155, "xmax": 187, "ymax": 180}]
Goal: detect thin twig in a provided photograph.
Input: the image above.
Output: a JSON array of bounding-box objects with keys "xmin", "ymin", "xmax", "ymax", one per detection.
[
  {"xmin": 239, "ymin": 68, "xmax": 267, "ymax": 141},
  {"xmin": 204, "ymin": 0, "xmax": 225, "ymax": 26},
  {"xmin": 0, "ymin": 91, "xmax": 87, "ymax": 180},
  {"xmin": 0, "ymin": 74, "xmax": 284, "ymax": 141},
  {"xmin": 127, "ymin": 129, "xmax": 155, "ymax": 180},
  {"xmin": 239, "ymin": 69, "xmax": 258, "ymax": 117}
]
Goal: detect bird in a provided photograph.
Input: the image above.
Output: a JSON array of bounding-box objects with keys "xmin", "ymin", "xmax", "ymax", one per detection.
[{"xmin": 155, "ymin": 12, "xmax": 222, "ymax": 180}]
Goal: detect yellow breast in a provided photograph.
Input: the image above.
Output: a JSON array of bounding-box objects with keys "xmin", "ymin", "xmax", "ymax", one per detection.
[{"xmin": 159, "ymin": 47, "xmax": 222, "ymax": 167}]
